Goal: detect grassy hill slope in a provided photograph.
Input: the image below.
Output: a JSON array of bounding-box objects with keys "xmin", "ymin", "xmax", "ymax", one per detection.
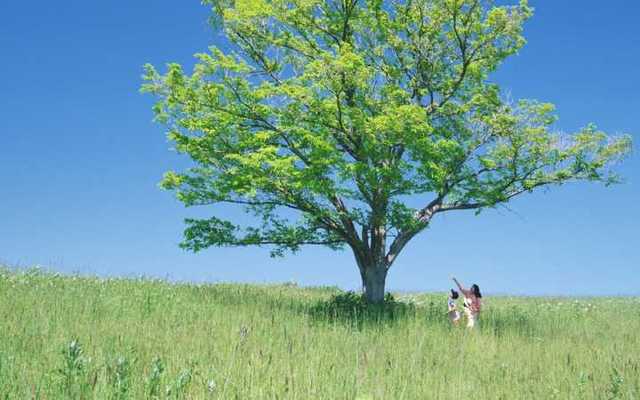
[{"xmin": 1, "ymin": 267, "xmax": 638, "ymax": 399}]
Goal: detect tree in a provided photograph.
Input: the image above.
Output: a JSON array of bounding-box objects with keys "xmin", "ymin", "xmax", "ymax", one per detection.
[{"xmin": 142, "ymin": 0, "xmax": 631, "ymax": 303}]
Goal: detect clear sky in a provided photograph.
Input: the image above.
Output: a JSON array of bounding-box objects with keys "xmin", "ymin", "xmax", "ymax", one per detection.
[{"xmin": 1, "ymin": 1, "xmax": 638, "ymax": 295}]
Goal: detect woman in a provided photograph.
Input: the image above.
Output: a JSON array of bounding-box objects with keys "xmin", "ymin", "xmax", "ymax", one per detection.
[{"xmin": 452, "ymin": 277, "xmax": 482, "ymax": 328}]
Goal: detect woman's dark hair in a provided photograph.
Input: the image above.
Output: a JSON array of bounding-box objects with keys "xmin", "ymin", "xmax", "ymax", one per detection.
[
  {"xmin": 471, "ymin": 284, "xmax": 482, "ymax": 298},
  {"xmin": 450, "ymin": 289, "xmax": 459, "ymax": 299}
]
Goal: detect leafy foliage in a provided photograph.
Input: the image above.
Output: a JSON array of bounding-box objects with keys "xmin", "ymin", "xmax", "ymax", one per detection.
[{"xmin": 142, "ymin": 0, "xmax": 631, "ymax": 280}]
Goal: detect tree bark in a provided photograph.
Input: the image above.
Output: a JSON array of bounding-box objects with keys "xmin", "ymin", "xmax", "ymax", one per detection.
[{"xmin": 361, "ymin": 263, "xmax": 388, "ymax": 304}]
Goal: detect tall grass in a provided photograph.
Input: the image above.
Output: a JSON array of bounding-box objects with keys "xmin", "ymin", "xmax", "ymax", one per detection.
[{"xmin": 0, "ymin": 267, "xmax": 638, "ymax": 399}]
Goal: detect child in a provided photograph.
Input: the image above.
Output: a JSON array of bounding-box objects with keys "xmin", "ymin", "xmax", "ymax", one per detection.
[{"xmin": 447, "ymin": 289, "xmax": 461, "ymax": 325}]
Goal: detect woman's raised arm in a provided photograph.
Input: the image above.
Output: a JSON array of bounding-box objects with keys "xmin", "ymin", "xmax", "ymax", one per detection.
[{"xmin": 452, "ymin": 277, "xmax": 465, "ymax": 292}]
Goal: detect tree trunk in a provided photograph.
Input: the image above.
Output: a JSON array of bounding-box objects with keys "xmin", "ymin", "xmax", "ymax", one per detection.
[{"xmin": 361, "ymin": 264, "xmax": 388, "ymax": 304}]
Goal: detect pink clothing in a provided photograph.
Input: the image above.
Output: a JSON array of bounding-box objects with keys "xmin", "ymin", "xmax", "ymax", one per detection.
[{"xmin": 463, "ymin": 293, "xmax": 481, "ymax": 313}]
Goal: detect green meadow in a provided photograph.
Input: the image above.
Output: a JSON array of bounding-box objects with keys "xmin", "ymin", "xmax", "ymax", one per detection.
[{"xmin": 1, "ymin": 267, "xmax": 638, "ymax": 399}]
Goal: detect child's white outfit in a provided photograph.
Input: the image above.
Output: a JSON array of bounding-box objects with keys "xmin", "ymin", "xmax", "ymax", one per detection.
[{"xmin": 447, "ymin": 298, "xmax": 461, "ymax": 323}]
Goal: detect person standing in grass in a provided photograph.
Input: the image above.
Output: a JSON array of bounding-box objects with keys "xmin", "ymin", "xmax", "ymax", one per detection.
[
  {"xmin": 452, "ymin": 277, "xmax": 482, "ymax": 329},
  {"xmin": 447, "ymin": 289, "xmax": 462, "ymax": 325}
]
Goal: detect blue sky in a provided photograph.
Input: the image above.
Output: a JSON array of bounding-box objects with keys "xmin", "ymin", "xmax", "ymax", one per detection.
[{"xmin": 1, "ymin": 1, "xmax": 638, "ymax": 295}]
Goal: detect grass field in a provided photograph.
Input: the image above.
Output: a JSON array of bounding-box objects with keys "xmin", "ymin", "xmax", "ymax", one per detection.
[{"xmin": 1, "ymin": 267, "xmax": 638, "ymax": 399}]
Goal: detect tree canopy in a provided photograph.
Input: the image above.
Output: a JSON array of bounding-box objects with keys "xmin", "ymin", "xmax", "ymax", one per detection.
[{"xmin": 142, "ymin": 0, "xmax": 632, "ymax": 302}]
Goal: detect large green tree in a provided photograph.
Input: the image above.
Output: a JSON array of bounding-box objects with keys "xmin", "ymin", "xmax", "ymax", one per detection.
[{"xmin": 143, "ymin": 0, "xmax": 631, "ymax": 303}]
